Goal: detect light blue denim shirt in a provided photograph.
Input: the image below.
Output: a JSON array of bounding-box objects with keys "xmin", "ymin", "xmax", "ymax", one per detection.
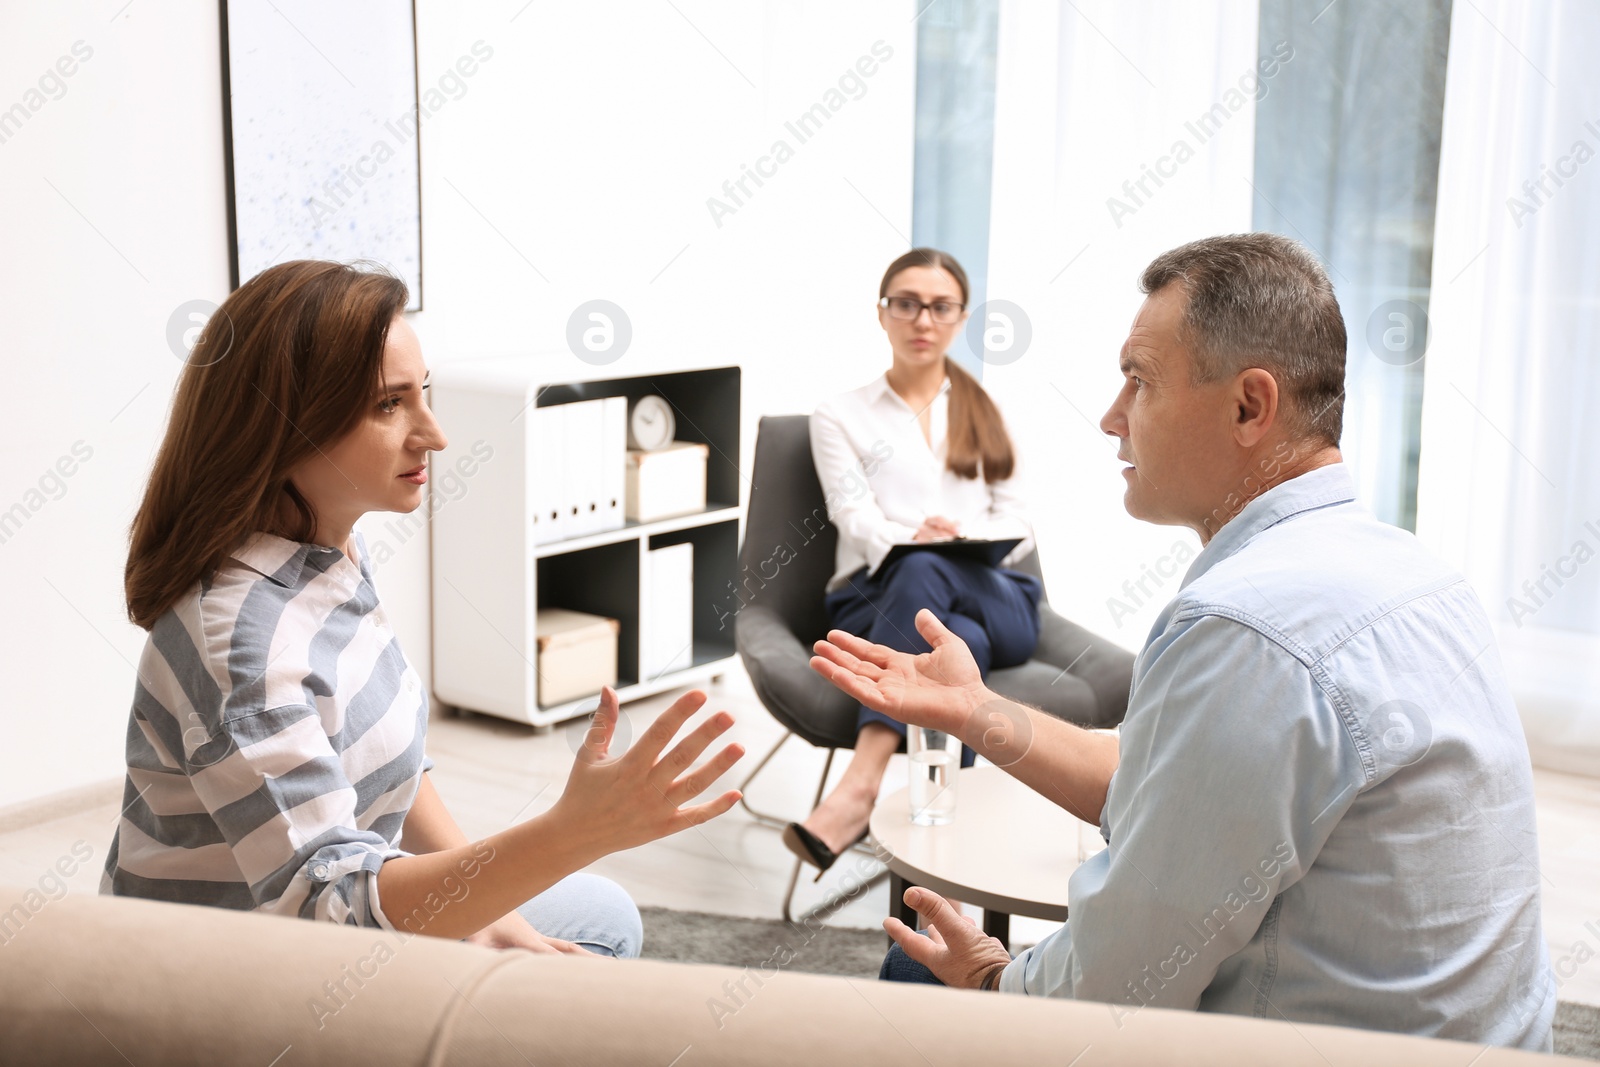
[{"xmin": 999, "ymin": 463, "xmax": 1555, "ymax": 1051}]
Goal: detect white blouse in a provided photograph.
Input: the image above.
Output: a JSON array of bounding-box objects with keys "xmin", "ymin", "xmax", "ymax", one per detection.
[{"xmin": 810, "ymin": 373, "xmax": 1035, "ymax": 592}]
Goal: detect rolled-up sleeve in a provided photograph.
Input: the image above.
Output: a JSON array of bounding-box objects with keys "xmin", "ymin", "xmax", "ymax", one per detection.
[
  {"xmin": 810, "ymin": 402, "xmax": 918, "ymax": 575},
  {"xmin": 185, "ymin": 703, "xmax": 410, "ymax": 928},
  {"xmin": 1000, "ymin": 614, "xmax": 1363, "ymax": 1005}
]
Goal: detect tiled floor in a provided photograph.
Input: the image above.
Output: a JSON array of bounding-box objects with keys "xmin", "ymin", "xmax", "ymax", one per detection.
[{"xmin": 4, "ymin": 664, "xmax": 1597, "ymax": 1007}]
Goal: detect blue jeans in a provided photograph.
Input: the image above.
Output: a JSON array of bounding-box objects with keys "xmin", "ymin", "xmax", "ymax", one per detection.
[
  {"xmin": 879, "ymin": 931, "xmax": 946, "ymax": 984},
  {"xmin": 826, "ymin": 553, "xmax": 1043, "ymax": 755},
  {"xmin": 510, "ymin": 872, "xmax": 643, "ymax": 958}
]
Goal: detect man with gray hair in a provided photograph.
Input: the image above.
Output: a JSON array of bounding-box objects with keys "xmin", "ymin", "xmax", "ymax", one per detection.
[{"xmin": 812, "ymin": 233, "xmax": 1554, "ymax": 1050}]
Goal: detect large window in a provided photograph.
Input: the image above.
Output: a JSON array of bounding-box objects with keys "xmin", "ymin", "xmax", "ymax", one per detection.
[
  {"xmin": 911, "ymin": 0, "xmax": 1000, "ymax": 374},
  {"xmin": 1251, "ymin": 0, "xmax": 1454, "ymax": 530}
]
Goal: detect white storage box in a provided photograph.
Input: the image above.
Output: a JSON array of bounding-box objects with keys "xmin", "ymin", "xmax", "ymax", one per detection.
[
  {"xmin": 626, "ymin": 442, "xmax": 708, "ymax": 522},
  {"xmin": 535, "ymin": 608, "xmax": 619, "ymax": 707},
  {"xmin": 643, "ymin": 542, "xmax": 694, "ymax": 680}
]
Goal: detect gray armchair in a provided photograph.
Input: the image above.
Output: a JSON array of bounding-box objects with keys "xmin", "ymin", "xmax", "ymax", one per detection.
[{"xmin": 733, "ymin": 415, "xmax": 1135, "ymax": 920}]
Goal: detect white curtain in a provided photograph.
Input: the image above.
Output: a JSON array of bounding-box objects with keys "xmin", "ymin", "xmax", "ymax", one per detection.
[
  {"xmin": 1416, "ymin": 0, "xmax": 1600, "ymax": 776},
  {"xmin": 984, "ymin": 0, "xmax": 1261, "ymax": 648}
]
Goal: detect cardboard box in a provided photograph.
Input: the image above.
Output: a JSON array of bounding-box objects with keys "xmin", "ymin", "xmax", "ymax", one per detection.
[
  {"xmin": 625, "ymin": 441, "xmax": 708, "ymax": 522},
  {"xmin": 535, "ymin": 608, "xmax": 619, "ymax": 706}
]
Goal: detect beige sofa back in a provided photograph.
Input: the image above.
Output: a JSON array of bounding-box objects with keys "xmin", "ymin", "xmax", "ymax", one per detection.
[{"xmin": 0, "ymin": 890, "xmax": 1569, "ymax": 1065}]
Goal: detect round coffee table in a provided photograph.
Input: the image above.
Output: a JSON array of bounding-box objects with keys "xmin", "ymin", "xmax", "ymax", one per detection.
[{"xmin": 868, "ymin": 764, "xmax": 1093, "ymax": 946}]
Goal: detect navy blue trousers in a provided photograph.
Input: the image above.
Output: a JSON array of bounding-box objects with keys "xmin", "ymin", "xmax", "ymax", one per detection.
[{"xmin": 824, "ymin": 552, "xmax": 1043, "ymax": 762}]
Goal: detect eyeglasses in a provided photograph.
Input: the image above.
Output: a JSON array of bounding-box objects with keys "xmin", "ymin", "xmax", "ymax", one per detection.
[{"xmin": 880, "ymin": 295, "xmax": 966, "ymax": 325}]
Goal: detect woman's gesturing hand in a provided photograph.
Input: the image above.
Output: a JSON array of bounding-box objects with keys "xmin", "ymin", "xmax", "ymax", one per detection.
[
  {"xmin": 549, "ymin": 687, "xmax": 744, "ymax": 859},
  {"xmin": 809, "ymin": 608, "xmax": 991, "ymax": 737}
]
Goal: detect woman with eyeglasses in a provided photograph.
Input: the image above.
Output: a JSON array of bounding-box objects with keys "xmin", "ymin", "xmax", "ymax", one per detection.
[
  {"xmin": 107, "ymin": 260, "xmax": 744, "ymax": 955},
  {"xmin": 782, "ymin": 248, "xmax": 1043, "ymax": 875}
]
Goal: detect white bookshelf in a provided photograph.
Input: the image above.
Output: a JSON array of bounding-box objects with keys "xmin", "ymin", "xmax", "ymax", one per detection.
[{"xmin": 429, "ymin": 360, "xmax": 742, "ymax": 727}]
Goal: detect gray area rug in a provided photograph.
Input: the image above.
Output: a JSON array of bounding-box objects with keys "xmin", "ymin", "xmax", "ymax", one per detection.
[
  {"xmin": 640, "ymin": 907, "xmax": 1600, "ymax": 1061},
  {"xmin": 1557, "ymin": 1003, "xmax": 1600, "ymax": 1062},
  {"xmin": 639, "ymin": 906, "xmax": 889, "ymax": 979}
]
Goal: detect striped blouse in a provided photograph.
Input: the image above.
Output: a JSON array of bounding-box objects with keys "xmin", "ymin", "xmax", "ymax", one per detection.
[{"xmin": 101, "ymin": 531, "xmax": 432, "ymax": 928}]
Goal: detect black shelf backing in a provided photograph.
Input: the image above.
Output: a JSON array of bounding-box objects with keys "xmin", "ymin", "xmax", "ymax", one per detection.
[
  {"xmin": 648, "ymin": 519, "xmax": 740, "ymax": 664},
  {"xmin": 535, "ymin": 365, "xmax": 742, "ymax": 514},
  {"xmin": 535, "ymin": 539, "xmax": 640, "ymax": 693}
]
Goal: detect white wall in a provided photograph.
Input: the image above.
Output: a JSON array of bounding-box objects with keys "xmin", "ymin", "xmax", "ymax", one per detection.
[
  {"xmin": 0, "ymin": 0, "xmax": 914, "ymax": 810},
  {"xmin": 0, "ymin": 1, "xmax": 234, "ymax": 810}
]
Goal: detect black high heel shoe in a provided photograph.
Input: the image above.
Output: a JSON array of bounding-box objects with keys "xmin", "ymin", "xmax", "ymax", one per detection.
[{"xmin": 782, "ymin": 822, "xmax": 870, "ymax": 882}]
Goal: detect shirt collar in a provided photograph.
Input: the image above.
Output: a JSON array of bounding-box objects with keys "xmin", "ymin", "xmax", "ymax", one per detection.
[
  {"xmin": 229, "ymin": 531, "xmax": 366, "ymax": 590},
  {"xmin": 1181, "ymin": 462, "xmax": 1356, "ymax": 589},
  {"xmin": 867, "ymin": 372, "xmax": 951, "ymax": 410}
]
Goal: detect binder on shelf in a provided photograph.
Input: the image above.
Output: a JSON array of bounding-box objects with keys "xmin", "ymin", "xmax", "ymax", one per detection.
[
  {"xmin": 532, "ymin": 404, "xmax": 566, "ymax": 545},
  {"xmin": 564, "ymin": 399, "xmax": 603, "ymax": 537},
  {"xmin": 599, "ymin": 396, "xmax": 627, "ymax": 534},
  {"xmin": 643, "ymin": 542, "xmax": 694, "ymax": 680},
  {"xmin": 536, "ymin": 397, "xmax": 628, "ymax": 543}
]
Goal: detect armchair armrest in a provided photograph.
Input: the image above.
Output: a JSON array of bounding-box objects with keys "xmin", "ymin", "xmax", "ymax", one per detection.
[{"xmin": 1032, "ymin": 606, "xmax": 1136, "ymax": 729}]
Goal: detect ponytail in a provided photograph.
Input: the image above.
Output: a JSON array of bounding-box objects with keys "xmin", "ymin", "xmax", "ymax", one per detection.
[{"xmin": 944, "ymin": 357, "xmax": 1014, "ymax": 483}]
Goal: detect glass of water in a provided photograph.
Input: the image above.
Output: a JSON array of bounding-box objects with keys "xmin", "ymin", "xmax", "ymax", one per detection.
[{"xmin": 907, "ymin": 726, "xmax": 960, "ymax": 825}]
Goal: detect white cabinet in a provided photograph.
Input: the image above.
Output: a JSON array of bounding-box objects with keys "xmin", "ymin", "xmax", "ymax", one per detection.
[{"xmin": 428, "ymin": 360, "xmax": 741, "ymax": 727}]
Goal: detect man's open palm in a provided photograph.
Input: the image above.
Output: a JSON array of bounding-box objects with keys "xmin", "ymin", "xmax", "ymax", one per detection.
[{"xmin": 809, "ymin": 608, "xmax": 989, "ymax": 736}]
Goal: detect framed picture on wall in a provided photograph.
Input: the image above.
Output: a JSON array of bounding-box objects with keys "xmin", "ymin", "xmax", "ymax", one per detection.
[{"xmin": 219, "ymin": 0, "xmax": 423, "ymax": 309}]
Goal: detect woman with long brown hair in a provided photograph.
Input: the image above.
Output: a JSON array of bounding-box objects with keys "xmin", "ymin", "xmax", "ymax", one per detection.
[
  {"xmin": 784, "ymin": 248, "xmax": 1043, "ymax": 873},
  {"xmin": 108, "ymin": 260, "xmax": 745, "ymax": 953}
]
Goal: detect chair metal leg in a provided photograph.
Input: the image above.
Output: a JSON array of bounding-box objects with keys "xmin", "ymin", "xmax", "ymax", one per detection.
[
  {"xmin": 739, "ymin": 732, "xmax": 890, "ymax": 925},
  {"xmin": 780, "ymin": 747, "xmax": 837, "ymax": 923},
  {"xmin": 736, "ymin": 730, "xmax": 797, "ymax": 829},
  {"xmin": 786, "ymin": 864, "xmax": 890, "ymax": 929},
  {"xmin": 779, "ymin": 856, "xmax": 807, "ymax": 925},
  {"xmin": 778, "ymin": 748, "xmax": 891, "ymax": 926},
  {"xmin": 740, "ymin": 731, "xmax": 883, "ymax": 853}
]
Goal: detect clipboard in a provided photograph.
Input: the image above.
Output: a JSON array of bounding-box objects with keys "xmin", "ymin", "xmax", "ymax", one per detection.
[{"xmin": 871, "ymin": 537, "xmax": 1023, "ymax": 579}]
